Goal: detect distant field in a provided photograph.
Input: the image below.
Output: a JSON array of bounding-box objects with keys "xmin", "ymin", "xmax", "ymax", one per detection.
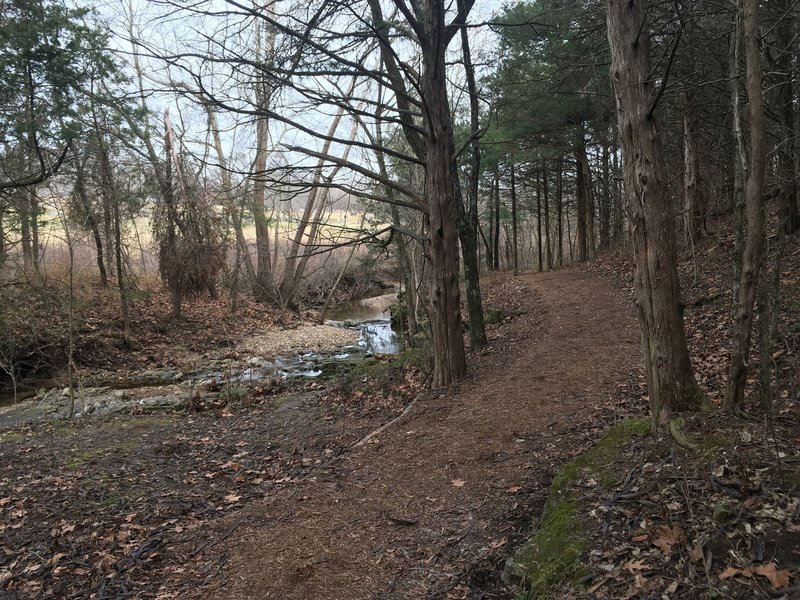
[{"xmin": 3, "ymin": 203, "xmax": 383, "ymax": 280}]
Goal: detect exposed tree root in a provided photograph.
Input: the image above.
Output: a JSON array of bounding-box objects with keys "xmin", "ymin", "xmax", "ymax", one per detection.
[
  {"xmin": 669, "ymin": 418, "xmax": 700, "ymax": 452},
  {"xmin": 731, "ymin": 406, "xmax": 761, "ymax": 422}
]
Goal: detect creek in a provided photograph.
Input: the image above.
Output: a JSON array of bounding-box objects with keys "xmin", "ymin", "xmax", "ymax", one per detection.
[{"xmin": 0, "ymin": 293, "xmax": 403, "ymax": 427}]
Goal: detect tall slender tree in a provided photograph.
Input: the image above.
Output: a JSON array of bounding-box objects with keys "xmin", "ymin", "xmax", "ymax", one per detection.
[{"xmin": 606, "ymin": 0, "xmax": 706, "ymax": 421}]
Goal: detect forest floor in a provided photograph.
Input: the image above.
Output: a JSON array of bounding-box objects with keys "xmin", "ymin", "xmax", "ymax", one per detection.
[{"xmin": 0, "ymin": 231, "xmax": 798, "ymax": 599}]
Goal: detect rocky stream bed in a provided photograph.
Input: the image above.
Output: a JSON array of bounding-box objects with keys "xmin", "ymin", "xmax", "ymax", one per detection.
[{"xmin": 0, "ymin": 294, "xmax": 402, "ymax": 429}]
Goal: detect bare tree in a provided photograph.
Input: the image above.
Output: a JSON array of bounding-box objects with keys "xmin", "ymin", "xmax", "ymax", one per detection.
[
  {"xmin": 725, "ymin": 0, "xmax": 767, "ymax": 412},
  {"xmin": 606, "ymin": 0, "xmax": 706, "ymax": 422}
]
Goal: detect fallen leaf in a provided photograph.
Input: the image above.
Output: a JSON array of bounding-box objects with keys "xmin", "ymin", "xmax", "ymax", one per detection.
[
  {"xmin": 752, "ymin": 563, "xmax": 790, "ymax": 589},
  {"xmin": 451, "ymin": 479, "xmax": 466, "ymax": 488},
  {"xmin": 689, "ymin": 545, "xmax": 704, "ymax": 563},
  {"xmin": 60, "ymin": 523, "xmax": 76, "ymax": 534},
  {"xmin": 720, "ymin": 566, "xmax": 744, "ymax": 580},
  {"xmin": 623, "ymin": 559, "xmax": 651, "ymax": 573},
  {"xmin": 223, "ymin": 493, "xmax": 241, "ymax": 503},
  {"xmin": 652, "ymin": 524, "xmax": 686, "ymax": 554},
  {"xmin": 506, "ymin": 485, "xmax": 522, "ymax": 493},
  {"xmin": 632, "ymin": 533, "xmax": 649, "ymax": 542}
]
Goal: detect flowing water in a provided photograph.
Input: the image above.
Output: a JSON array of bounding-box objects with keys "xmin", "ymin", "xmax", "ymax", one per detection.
[
  {"xmin": 0, "ymin": 293, "xmax": 403, "ymax": 420},
  {"xmin": 325, "ymin": 292, "xmax": 403, "ymax": 355}
]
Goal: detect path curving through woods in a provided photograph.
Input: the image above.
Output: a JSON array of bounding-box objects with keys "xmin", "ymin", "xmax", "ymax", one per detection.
[{"xmin": 207, "ymin": 269, "xmax": 644, "ymax": 599}]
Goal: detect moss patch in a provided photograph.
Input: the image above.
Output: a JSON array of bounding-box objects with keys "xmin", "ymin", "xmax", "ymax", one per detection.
[
  {"xmin": 484, "ymin": 306, "xmax": 505, "ymax": 325},
  {"xmin": 66, "ymin": 448, "xmax": 103, "ymax": 469},
  {"xmin": 0, "ymin": 431, "xmax": 26, "ymax": 443},
  {"xmin": 504, "ymin": 418, "xmax": 650, "ymax": 598},
  {"xmin": 335, "ymin": 347, "xmax": 430, "ymax": 398}
]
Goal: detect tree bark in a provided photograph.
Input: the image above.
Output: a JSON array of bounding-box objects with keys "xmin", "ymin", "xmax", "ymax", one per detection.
[
  {"xmin": 418, "ymin": 0, "xmax": 467, "ymax": 387},
  {"xmin": 252, "ymin": 14, "xmax": 277, "ymax": 303},
  {"xmin": 576, "ymin": 129, "xmax": 595, "ymax": 260},
  {"xmin": 0, "ymin": 203, "xmax": 6, "ymax": 266},
  {"xmin": 19, "ymin": 190, "xmax": 33, "ymax": 271},
  {"xmin": 725, "ymin": 0, "xmax": 767, "ymax": 411},
  {"xmin": 95, "ymin": 126, "xmax": 131, "ymax": 344},
  {"xmin": 606, "ymin": 0, "xmax": 705, "ymax": 421},
  {"xmin": 73, "ymin": 152, "xmax": 108, "ymax": 286},
  {"xmin": 599, "ymin": 126, "xmax": 611, "ymax": 248},
  {"xmin": 493, "ymin": 167, "xmax": 500, "ymax": 270},
  {"xmin": 575, "ymin": 143, "xmax": 588, "ymax": 261},
  {"xmin": 683, "ymin": 91, "xmax": 702, "ymax": 245},
  {"xmin": 536, "ymin": 166, "xmax": 543, "ymax": 271},
  {"xmin": 612, "ymin": 124, "xmax": 625, "ymax": 242},
  {"xmin": 456, "ymin": 11, "xmax": 487, "ymax": 348},
  {"xmin": 543, "ymin": 159, "xmax": 552, "ymax": 270},
  {"xmin": 510, "ymin": 160, "xmax": 519, "ymax": 275},
  {"xmin": 556, "ymin": 156, "xmax": 564, "ymax": 266},
  {"xmin": 773, "ymin": 0, "xmax": 798, "ymax": 234}
]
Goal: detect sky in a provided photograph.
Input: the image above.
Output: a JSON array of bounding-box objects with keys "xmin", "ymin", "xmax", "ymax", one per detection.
[{"xmin": 87, "ymin": 0, "xmax": 506, "ymax": 196}]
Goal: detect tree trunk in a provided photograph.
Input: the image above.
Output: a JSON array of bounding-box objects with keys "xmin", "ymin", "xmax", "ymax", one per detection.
[
  {"xmin": 612, "ymin": 125, "xmax": 625, "ymax": 242},
  {"xmin": 725, "ymin": 0, "xmax": 767, "ymax": 412},
  {"xmin": 607, "ymin": 0, "xmax": 705, "ymax": 421},
  {"xmin": 280, "ymin": 102, "xmax": 351, "ymax": 306},
  {"xmin": 456, "ymin": 14, "xmax": 487, "ymax": 348},
  {"xmin": 0, "ymin": 203, "xmax": 6, "ymax": 266},
  {"xmin": 205, "ymin": 107, "xmax": 256, "ymax": 285},
  {"xmin": 493, "ymin": 167, "xmax": 500, "ymax": 270},
  {"xmin": 599, "ymin": 126, "xmax": 611, "ymax": 248},
  {"xmin": 556, "ymin": 156, "xmax": 564, "ymax": 266},
  {"xmin": 683, "ymin": 92, "xmax": 702, "ymax": 245},
  {"xmin": 536, "ymin": 166, "xmax": 543, "ymax": 271},
  {"xmin": 102, "ymin": 188, "xmax": 114, "ymax": 277},
  {"xmin": 73, "ymin": 153, "xmax": 108, "ymax": 286},
  {"xmin": 774, "ymin": 0, "xmax": 798, "ymax": 234},
  {"xmin": 30, "ymin": 191, "xmax": 40, "ymax": 268},
  {"xmin": 252, "ymin": 16, "xmax": 277, "ymax": 303},
  {"xmin": 730, "ymin": 7, "xmax": 747, "ymax": 306},
  {"xmin": 575, "ymin": 146, "xmax": 588, "ymax": 261},
  {"xmin": 566, "ymin": 191, "xmax": 574, "ymax": 263},
  {"xmin": 19, "ymin": 191, "xmax": 33, "ymax": 271},
  {"xmin": 510, "ymin": 161, "xmax": 519, "ymax": 274},
  {"xmin": 543, "ymin": 159, "xmax": 553, "ymax": 270},
  {"xmin": 419, "ymin": 0, "xmax": 466, "ymax": 387},
  {"xmin": 576, "ymin": 129, "xmax": 595, "ymax": 260},
  {"xmin": 96, "ymin": 128, "xmax": 132, "ymax": 344}
]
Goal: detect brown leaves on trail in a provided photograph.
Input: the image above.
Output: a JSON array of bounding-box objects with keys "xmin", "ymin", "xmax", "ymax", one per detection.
[
  {"xmin": 0, "ymin": 392, "xmax": 381, "ymax": 598},
  {"xmin": 623, "ymin": 559, "xmax": 651, "ymax": 573},
  {"xmin": 652, "ymin": 524, "xmax": 686, "ymax": 555},
  {"xmin": 451, "ymin": 479, "xmax": 466, "ymax": 488},
  {"xmin": 720, "ymin": 563, "xmax": 791, "ymax": 589}
]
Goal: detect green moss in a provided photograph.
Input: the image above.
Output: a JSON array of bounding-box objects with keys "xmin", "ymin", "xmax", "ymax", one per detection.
[
  {"xmin": 66, "ymin": 448, "xmax": 102, "ymax": 469},
  {"xmin": 505, "ymin": 418, "xmax": 650, "ymax": 598},
  {"xmin": 336, "ymin": 347, "xmax": 430, "ymax": 397},
  {"xmin": 270, "ymin": 394, "xmax": 292, "ymax": 408},
  {"xmin": 552, "ymin": 419, "xmax": 651, "ymax": 492},
  {"xmin": 484, "ymin": 306, "xmax": 505, "ymax": 325},
  {"xmin": 0, "ymin": 431, "xmax": 25, "ymax": 443},
  {"xmin": 510, "ymin": 493, "xmax": 586, "ymax": 597}
]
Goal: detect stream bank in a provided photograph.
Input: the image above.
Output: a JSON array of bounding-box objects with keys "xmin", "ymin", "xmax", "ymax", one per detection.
[{"xmin": 0, "ymin": 293, "xmax": 403, "ymax": 429}]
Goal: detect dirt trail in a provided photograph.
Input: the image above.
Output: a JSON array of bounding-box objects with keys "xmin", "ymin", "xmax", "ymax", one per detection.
[{"xmin": 211, "ymin": 270, "xmax": 643, "ymax": 599}]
